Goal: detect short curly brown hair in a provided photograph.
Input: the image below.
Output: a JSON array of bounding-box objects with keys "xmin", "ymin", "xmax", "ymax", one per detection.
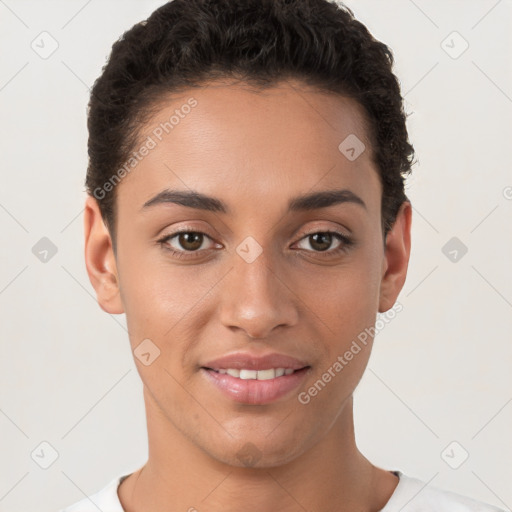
[{"xmin": 86, "ymin": 0, "xmax": 415, "ymax": 251}]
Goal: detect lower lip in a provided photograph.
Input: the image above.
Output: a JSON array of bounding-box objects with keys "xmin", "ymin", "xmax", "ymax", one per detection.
[{"xmin": 201, "ymin": 367, "xmax": 310, "ymax": 405}]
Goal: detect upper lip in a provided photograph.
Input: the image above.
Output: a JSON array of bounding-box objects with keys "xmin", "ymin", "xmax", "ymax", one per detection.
[{"xmin": 202, "ymin": 352, "xmax": 310, "ymax": 371}]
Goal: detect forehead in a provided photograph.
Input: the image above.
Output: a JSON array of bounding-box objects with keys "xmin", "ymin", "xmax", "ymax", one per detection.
[{"xmin": 116, "ymin": 79, "xmax": 380, "ymax": 218}]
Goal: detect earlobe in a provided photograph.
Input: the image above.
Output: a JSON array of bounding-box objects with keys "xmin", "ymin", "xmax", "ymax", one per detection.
[
  {"xmin": 83, "ymin": 195, "xmax": 125, "ymax": 314},
  {"xmin": 378, "ymin": 201, "xmax": 412, "ymax": 313}
]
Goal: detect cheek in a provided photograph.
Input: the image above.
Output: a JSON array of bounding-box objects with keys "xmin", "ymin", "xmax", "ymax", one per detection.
[
  {"xmin": 118, "ymin": 250, "xmax": 218, "ymax": 350},
  {"xmin": 295, "ymin": 252, "xmax": 381, "ymax": 333},
  {"xmin": 292, "ymin": 250, "xmax": 381, "ymax": 384}
]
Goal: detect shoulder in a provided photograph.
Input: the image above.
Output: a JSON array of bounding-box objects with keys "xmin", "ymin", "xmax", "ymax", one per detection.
[
  {"xmin": 381, "ymin": 472, "xmax": 506, "ymax": 512},
  {"xmin": 57, "ymin": 474, "xmax": 127, "ymax": 512}
]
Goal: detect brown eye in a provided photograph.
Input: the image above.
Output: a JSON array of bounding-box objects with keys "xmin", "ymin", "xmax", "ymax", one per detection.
[
  {"xmin": 297, "ymin": 232, "xmax": 342, "ymax": 252},
  {"xmin": 308, "ymin": 232, "xmax": 334, "ymax": 252},
  {"xmin": 294, "ymin": 230, "xmax": 354, "ymax": 257},
  {"xmin": 158, "ymin": 230, "xmax": 217, "ymax": 256},
  {"xmin": 176, "ymin": 232, "xmax": 204, "ymax": 251}
]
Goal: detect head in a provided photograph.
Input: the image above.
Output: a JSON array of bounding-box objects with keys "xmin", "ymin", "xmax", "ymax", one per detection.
[{"xmin": 84, "ymin": 0, "xmax": 413, "ymax": 468}]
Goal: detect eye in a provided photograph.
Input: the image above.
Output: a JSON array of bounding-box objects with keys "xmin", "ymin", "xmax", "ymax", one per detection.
[
  {"xmin": 157, "ymin": 230, "xmax": 219, "ymax": 260},
  {"xmin": 294, "ymin": 230, "xmax": 354, "ymax": 256}
]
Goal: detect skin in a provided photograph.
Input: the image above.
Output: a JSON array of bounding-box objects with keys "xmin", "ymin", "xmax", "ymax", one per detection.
[{"xmin": 84, "ymin": 78, "xmax": 412, "ymax": 512}]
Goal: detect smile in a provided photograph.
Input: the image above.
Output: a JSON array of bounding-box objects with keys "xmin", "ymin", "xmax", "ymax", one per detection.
[
  {"xmin": 208, "ymin": 367, "xmax": 296, "ymax": 379},
  {"xmin": 201, "ymin": 366, "xmax": 311, "ymax": 404}
]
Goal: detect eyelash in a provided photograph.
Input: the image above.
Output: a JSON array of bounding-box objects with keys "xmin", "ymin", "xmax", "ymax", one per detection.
[{"xmin": 156, "ymin": 228, "xmax": 355, "ymax": 261}]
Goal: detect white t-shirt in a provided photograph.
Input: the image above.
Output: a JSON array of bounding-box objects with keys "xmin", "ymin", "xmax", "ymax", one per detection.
[{"xmin": 59, "ymin": 470, "xmax": 506, "ymax": 512}]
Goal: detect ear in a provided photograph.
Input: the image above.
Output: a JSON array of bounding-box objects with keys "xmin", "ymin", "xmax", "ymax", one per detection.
[
  {"xmin": 378, "ymin": 201, "xmax": 412, "ymax": 313},
  {"xmin": 83, "ymin": 194, "xmax": 124, "ymax": 314}
]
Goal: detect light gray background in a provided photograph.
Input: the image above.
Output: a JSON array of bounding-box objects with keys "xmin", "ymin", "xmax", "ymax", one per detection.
[{"xmin": 0, "ymin": 1, "xmax": 511, "ymax": 511}]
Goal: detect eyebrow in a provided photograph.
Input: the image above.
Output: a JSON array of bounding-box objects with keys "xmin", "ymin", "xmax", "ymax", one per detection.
[{"xmin": 141, "ymin": 188, "xmax": 366, "ymax": 214}]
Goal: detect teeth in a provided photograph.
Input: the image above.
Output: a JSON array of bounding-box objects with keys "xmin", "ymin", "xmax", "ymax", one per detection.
[
  {"xmin": 240, "ymin": 369, "xmax": 258, "ymax": 379},
  {"xmin": 215, "ymin": 368, "xmax": 298, "ymax": 380}
]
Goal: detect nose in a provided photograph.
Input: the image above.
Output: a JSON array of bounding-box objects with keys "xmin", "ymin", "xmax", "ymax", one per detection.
[{"xmin": 218, "ymin": 244, "xmax": 299, "ymax": 339}]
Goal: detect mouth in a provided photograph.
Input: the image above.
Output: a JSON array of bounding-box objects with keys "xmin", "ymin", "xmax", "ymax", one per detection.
[
  {"xmin": 200, "ymin": 366, "xmax": 311, "ymax": 404},
  {"xmin": 202, "ymin": 366, "xmax": 309, "ymax": 380}
]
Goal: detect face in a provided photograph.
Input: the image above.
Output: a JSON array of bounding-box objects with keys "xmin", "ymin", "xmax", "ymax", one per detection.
[{"xmin": 84, "ymin": 79, "xmax": 411, "ymax": 468}]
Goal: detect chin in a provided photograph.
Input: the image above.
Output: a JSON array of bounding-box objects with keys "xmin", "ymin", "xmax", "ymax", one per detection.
[{"xmin": 205, "ymin": 434, "xmax": 307, "ymax": 469}]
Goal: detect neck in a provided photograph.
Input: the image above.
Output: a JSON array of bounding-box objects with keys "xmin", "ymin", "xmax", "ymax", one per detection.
[{"xmin": 119, "ymin": 387, "xmax": 397, "ymax": 512}]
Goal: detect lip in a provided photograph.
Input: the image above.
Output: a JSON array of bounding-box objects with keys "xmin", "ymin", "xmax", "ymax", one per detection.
[
  {"xmin": 202, "ymin": 352, "xmax": 309, "ymax": 371},
  {"xmin": 200, "ymin": 351, "xmax": 311, "ymax": 405},
  {"xmin": 201, "ymin": 366, "xmax": 311, "ymax": 405}
]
